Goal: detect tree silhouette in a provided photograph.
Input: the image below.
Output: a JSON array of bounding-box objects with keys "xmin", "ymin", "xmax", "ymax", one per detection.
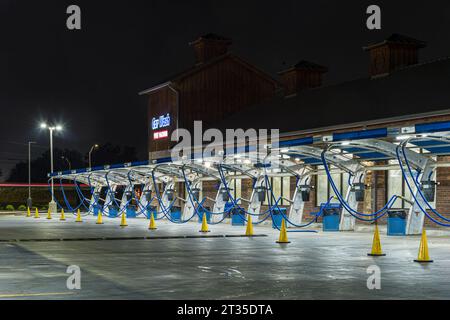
[
  {"xmin": 7, "ymin": 144, "xmax": 139, "ymax": 183},
  {"xmin": 85, "ymin": 143, "xmax": 138, "ymax": 167}
]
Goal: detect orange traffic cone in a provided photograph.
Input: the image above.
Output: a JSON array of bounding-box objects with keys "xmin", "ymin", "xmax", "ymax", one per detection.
[
  {"xmin": 75, "ymin": 209, "xmax": 82, "ymax": 222},
  {"xmin": 96, "ymin": 211, "xmax": 104, "ymax": 225},
  {"xmin": 414, "ymin": 229, "xmax": 433, "ymax": 263},
  {"xmin": 245, "ymin": 214, "xmax": 254, "ymax": 236},
  {"xmin": 149, "ymin": 213, "xmax": 157, "ymax": 230},
  {"xmin": 276, "ymin": 218, "xmax": 290, "ymax": 244},
  {"xmin": 368, "ymin": 224, "xmax": 386, "ymax": 256},
  {"xmin": 120, "ymin": 213, "xmax": 128, "ymax": 227},
  {"xmin": 59, "ymin": 208, "xmax": 66, "ymax": 221},
  {"xmin": 199, "ymin": 212, "xmax": 210, "ymax": 233}
]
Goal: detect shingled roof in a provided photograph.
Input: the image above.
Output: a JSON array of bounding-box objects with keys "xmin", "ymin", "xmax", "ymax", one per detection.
[
  {"xmin": 216, "ymin": 57, "xmax": 450, "ymax": 133},
  {"xmin": 363, "ymin": 33, "xmax": 427, "ymax": 51},
  {"xmin": 278, "ymin": 60, "xmax": 328, "ymax": 74},
  {"xmin": 139, "ymin": 52, "xmax": 280, "ymax": 95}
]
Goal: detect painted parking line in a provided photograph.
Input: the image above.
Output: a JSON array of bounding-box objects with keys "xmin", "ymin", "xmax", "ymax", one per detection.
[
  {"xmin": 0, "ymin": 234, "xmax": 268, "ymax": 242},
  {"xmin": 0, "ymin": 292, "xmax": 75, "ymax": 298}
]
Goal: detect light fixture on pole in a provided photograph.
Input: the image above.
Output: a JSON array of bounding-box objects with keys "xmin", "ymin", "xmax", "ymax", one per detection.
[
  {"xmin": 27, "ymin": 141, "xmax": 36, "ymax": 209},
  {"xmin": 88, "ymin": 144, "xmax": 99, "ymax": 168},
  {"xmin": 40, "ymin": 122, "xmax": 63, "ymax": 213}
]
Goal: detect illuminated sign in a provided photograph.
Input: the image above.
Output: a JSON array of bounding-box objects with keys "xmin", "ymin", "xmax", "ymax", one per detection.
[
  {"xmin": 151, "ymin": 113, "xmax": 171, "ymax": 130},
  {"xmin": 153, "ymin": 130, "xmax": 169, "ymax": 140}
]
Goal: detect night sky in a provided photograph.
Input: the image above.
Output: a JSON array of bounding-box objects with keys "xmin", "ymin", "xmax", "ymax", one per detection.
[{"xmin": 1, "ymin": 0, "xmax": 450, "ymax": 180}]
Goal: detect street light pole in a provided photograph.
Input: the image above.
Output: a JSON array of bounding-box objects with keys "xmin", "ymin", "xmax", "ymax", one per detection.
[
  {"xmin": 49, "ymin": 127, "xmax": 55, "ymax": 211},
  {"xmin": 27, "ymin": 141, "xmax": 36, "ymax": 209},
  {"xmin": 89, "ymin": 144, "xmax": 99, "ymax": 168},
  {"xmin": 40, "ymin": 123, "xmax": 62, "ymax": 213}
]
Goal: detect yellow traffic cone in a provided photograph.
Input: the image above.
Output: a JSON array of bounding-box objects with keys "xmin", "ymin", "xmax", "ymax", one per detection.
[
  {"xmin": 96, "ymin": 211, "xmax": 104, "ymax": 225},
  {"xmin": 26, "ymin": 207, "xmax": 31, "ymax": 217},
  {"xmin": 34, "ymin": 208, "xmax": 40, "ymax": 219},
  {"xmin": 414, "ymin": 229, "xmax": 433, "ymax": 263},
  {"xmin": 75, "ymin": 209, "xmax": 82, "ymax": 223},
  {"xmin": 367, "ymin": 224, "xmax": 386, "ymax": 256},
  {"xmin": 245, "ymin": 214, "xmax": 254, "ymax": 236},
  {"xmin": 199, "ymin": 212, "xmax": 210, "ymax": 233},
  {"xmin": 276, "ymin": 218, "xmax": 290, "ymax": 244},
  {"xmin": 149, "ymin": 213, "xmax": 157, "ymax": 230},
  {"xmin": 60, "ymin": 208, "xmax": 66, "ymax": 221},
  {"xmin": 120, "ymin": 213, "xmax": 128, "ymax": 227},
  {"xmin": 46, "ymin": 208, "xmax": 52, "ymax": 220}
]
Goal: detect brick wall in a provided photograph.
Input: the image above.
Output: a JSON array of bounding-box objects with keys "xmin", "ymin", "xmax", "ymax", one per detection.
[{"xmin": 434, "ymin": 156, "xmax": 450, "ymax": 226}]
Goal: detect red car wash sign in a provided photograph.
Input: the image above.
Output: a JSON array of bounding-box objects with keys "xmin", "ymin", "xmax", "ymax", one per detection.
[{"xmin": 151, "ymin": 113, "xmax": 171, "ymax": 140}]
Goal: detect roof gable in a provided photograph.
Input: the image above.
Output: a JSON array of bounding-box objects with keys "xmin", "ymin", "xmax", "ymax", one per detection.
[{"xmin": 139, "ymin": 53, "xmax": 280, "ymax": 95}]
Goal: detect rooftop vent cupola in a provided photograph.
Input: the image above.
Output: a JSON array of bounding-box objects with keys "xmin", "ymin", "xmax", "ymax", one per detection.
[
  {"xmin": 363, "ymin": 33, "xmax": 427, "ymax": 77},
  {"xmin": 278, "ymin": 60, "xmax": 328, "ymax": 96},
  {"xmin": 189, "ymin": 33, "xmax": 232, "ymax": 64}
]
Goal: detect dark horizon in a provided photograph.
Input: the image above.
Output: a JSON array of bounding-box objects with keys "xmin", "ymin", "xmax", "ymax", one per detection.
[{"xmin": 2, "ymin": 0, "xmax": 450, "ymax": 180}]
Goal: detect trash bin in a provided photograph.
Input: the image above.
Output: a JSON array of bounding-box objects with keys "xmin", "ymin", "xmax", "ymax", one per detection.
[
  {"xmin": 272, "ymin": 207, "xmax": 287, "ymax": 229},
  {"xmin": 92, "ymin": 204, "xmax": 102, "ymax": 216},
  {"xmin": 224, "ymin": 202, "xmax": 234, "ymax": 219},
  {"xmin": 322, "ymin": 205, "xmax": 341, "ymax": 231},
  {"xmin": 387, "ymin": 210, "xmax": 407, "ymax": 236},
  {"xmin": 170, "ymin": 206, "xmax": 181, "ymax": 222},
  {"xmin": 351, "ymin": 183, "xmax": 365, "ymax": 202},
  {"xmin": 108, "ymin": 205, "xmax": 119, "ymax": 218},
  {"xmin": 198, "ymin": 206, "xmax": 211, "ymax": 223},
  {"xmin": 421, "ymin": 180, "xmax": 436, "ymax": 202},
  {"xmin": 126, "ymin": 204, "xmax": 137, "ymax": 218},
  {"xmin": 92, "ymin": 192, "xmax": 101, "ymax": 216},
  {"xmin": 231, "ymin": 207, "xmax": 245, "ymax": 226},
  {"xmin": 299, "ymin": 185, "xmax": 311, "ymax": 202}
]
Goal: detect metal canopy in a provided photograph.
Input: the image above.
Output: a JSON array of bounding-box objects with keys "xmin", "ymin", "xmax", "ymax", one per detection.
[{"xmin": 50, "ymin": 119, "xmax": 450, "ymax": 186}]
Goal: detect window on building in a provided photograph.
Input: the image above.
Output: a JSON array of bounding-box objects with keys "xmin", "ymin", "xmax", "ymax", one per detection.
[
  {"xmin": 386, "ymin": 159, "xmax": 436, "ymax": 209},
  {"xmin": 316, "ymin": 165, "xmax": 355, "ymax": 206},
  {"xmin": 316, "ymin": 171, "xmax": 329, "ymax": 205},
  {"xmin": 263, "ymin": 177, "xmax": 291, "ymax": 206},
  {"xmin": 233, "ymin": 178, "xmax": 241, "ymax": 201}
]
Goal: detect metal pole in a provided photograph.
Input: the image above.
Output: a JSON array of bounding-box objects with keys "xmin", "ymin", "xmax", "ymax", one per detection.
[
  {"xmin": 27, "ymin": 141, "xmax": 35, "ymax": 208},
  {"xmin": 50, "ymin": 128, "xmax": 54, "ymax": 196},
  {"xmin": 89, "ymin": 144, "xmax": 98, "ymax": 168},
  {"xmin": 28, "ymin": 142, "xmax": 31, "ymax": 199}
]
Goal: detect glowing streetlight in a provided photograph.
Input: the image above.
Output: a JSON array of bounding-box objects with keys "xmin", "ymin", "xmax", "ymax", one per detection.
[
  {"xmin": 88, "ymin": 144, "xmax": 99, "ymax": 168},
  {"xmin": 40, "ymin": 123, "xmax": 63, "ymax": 213}
]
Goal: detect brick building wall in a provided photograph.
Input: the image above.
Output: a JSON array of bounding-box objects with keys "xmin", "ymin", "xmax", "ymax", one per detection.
[{"xmin": 434, "ymin": 156, "xmax": 450, "ymax": 226}]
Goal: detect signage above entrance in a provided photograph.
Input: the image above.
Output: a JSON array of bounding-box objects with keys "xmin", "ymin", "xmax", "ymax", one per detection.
[{"xmin": 151, "ymin": 113, "xmax": 171, "ymax": 130}]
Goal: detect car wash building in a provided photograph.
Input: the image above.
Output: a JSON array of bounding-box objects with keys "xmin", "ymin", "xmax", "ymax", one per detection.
[
  {"xmin": 139, "ymin": 33, "xmax": 450, "ymax": 228},
  {"xmin": 51, "ymin": 33, "xmax": 450, "ymax": 237}
]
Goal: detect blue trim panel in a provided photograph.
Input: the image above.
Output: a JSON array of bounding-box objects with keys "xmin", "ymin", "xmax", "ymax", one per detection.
[
  {"xmin": 415, "ymin": 121, "xmax": 450, "ymax": 134},
  {"xmin": 333, "ymin": 128, "xmax": 388, "ymax": 142},
  {"xmin": 354, "ymin": 152, "xmax": 390, "ymax": 159},
  {"xmin": 278, "ymin": 137, "xmax": 314, "ymax": 147}
]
